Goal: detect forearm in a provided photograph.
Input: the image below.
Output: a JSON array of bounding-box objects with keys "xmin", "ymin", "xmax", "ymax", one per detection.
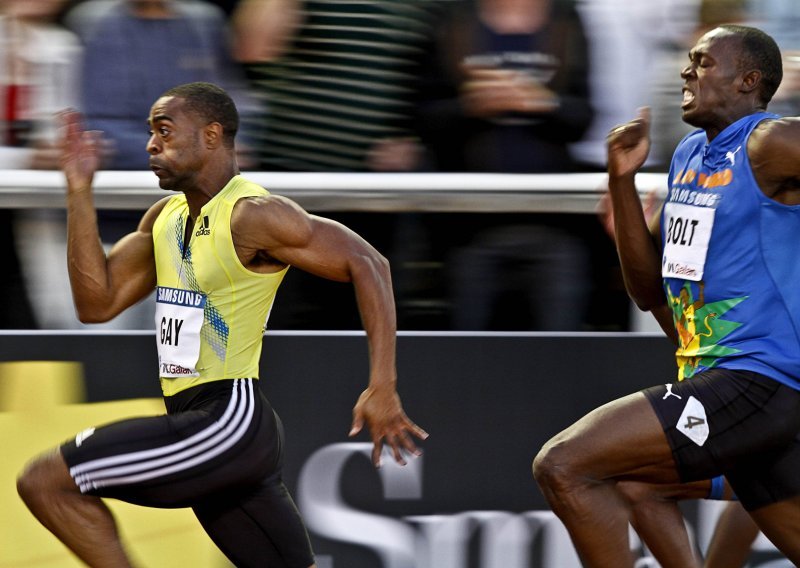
[
  {"xmin": 66, "ymin": 189, "xmax": 112, "ymax": 321},
  {"xmin": 609, "ymin": 174, "xmax": 665, "ymax": 311},
  {"xmin": 650, "ymin": 303, "xmax": 679, "ymax": 346},
  {"xmin": 350, "ymin": 252, "xmax": 398, "ymax": 390},
  {"xmin": 346, "ymin": 249, "xmax": 426, "ymax": 467}
]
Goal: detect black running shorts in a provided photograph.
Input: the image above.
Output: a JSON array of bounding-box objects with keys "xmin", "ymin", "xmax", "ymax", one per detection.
[
  {"xmin": 643, "ymin": 368, "xmax": 800, "ymax": 510},
  {"xmin": 61, "ymin": 378, "xmax": 314, "ymax": 568}
]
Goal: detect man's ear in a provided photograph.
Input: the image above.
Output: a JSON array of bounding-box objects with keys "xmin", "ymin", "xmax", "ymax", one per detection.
[
  {"xmin": 204, "ymin": 122, "xmax": 224, "ymax": 148},
  {"xmin": 739, "ymin": 69, "xmax": 762, "ymax": 95}
]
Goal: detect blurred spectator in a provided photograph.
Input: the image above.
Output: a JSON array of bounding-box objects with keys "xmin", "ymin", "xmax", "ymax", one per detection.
[
  {"xmin": 66, "ymin": 0, "xmax": 254, "ymax": 172},
  {"xmin": 748, "ymin": 0, "xmax": 800, "ymax": 119},
  {"xmin": 0, "ymin": 0, "xmax": 80, "ymax": 168},
  {"xmin": 414, "ymin": 0, "xmax": 596, "ymax": 331},
  {"xmin": 573, "ymin": 0, "xmax": 699, "ymax": 170},
  {"xmin": 748, "ymin": 0, "xmax": 800, "ymax": 54},
  {"xmin": 60, "ymin": 0, "xmax": 254, "ymax": 328},
  {"xmin": 415, "ymin": 0, "xmax": 593, "ymax": 173},
  {"xmin": 0, "ymin": 0, "xmax": 82, "ymax": 329},
  {"xmin": 231, "ymin": 0, "xmax": 445, "ymax": 329},
  {"xmin": 231, "ymin": 0, "xmax": 444, "ymax": 172}
]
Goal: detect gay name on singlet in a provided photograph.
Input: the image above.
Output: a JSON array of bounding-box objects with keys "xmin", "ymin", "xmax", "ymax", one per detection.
[{"xmin": 160, "ymin": 317, "xmax": 183, "ymax": 346}]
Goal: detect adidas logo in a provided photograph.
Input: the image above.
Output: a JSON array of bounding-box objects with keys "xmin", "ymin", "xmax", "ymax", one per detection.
[{"xmin": 195, "ymin": 215, "xmax": 211, "ymax": 236}]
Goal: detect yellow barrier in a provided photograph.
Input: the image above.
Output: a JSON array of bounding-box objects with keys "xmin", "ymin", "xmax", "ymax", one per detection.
[{"xmin": 0, "ymin": 361, "xmax": 231, "ymax": 567}]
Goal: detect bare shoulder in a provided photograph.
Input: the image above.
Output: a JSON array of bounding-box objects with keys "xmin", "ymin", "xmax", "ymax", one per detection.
[
  {"xmin": 138, "ymin": 196, "xmax": 173, "ymax": 233},
  {"xmin": 749, "ymin": 117, "xmax": 800, "ymax": 204},
  {"xmin": 231, "ymin": 193, "xmax": 313, "ymax": 249},
  {"xmin": 749, "ymin": 117, "xmax": 800, "ymax": 154}
]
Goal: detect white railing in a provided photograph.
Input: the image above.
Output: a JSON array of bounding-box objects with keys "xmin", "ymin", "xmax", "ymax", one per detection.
[{"xmin": 0, "ymin": 170, "xmax": 669, "ymax": 212}]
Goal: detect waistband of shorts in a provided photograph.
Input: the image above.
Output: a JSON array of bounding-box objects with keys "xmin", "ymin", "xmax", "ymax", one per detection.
[{"xmin": 165, "ymin": 378, "xmax": 258, "ymax": 413}]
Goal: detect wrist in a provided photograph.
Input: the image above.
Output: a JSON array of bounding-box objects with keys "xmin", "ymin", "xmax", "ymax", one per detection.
[{"xmin": 607, "ymin": 171, "xmax": 637, "ymax": 185}]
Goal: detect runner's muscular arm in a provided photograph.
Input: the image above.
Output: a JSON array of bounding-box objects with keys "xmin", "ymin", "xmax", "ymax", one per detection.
[
  {"xmin": 67, "ymin": 199, "xmax": 164, "ymax": 323},
  {"xmin": 748, "ymin": 117, "xmax": 800, "ymax": 206},
  {"xmin": 61, "ymin": 110, "xmax": 162, "ymax": 323},
  {"xmin": 232, "ymin": 195, "xmax": 428, "ymax": 466},
  {"xmin": 607, "ymin": 108, "xmax": 667, "ymax": 313}
]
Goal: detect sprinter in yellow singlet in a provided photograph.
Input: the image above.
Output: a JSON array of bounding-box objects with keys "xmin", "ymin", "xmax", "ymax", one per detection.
[{"xmin": 16, "ymin": 82, "xmax": 428, "ymax": 568}]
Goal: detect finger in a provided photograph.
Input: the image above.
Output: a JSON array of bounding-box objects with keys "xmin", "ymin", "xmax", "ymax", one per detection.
[
  {"xmin": 349, "ymin": 415, "xmax": 364, "ymax": 437},
  {"xmin": 372, "ymin": 440, "xmax": 383, "ymax": 468},
  {"xmin": 404, "ymin": 420, "xmax": 429, "ymax": 441},
  {"xmin": 637, "ymin": 106, "xmax": 651, "ymax": 129},
  {"xmin": 398, "ymin": 431, "xmax": 422, "ymax": 457},
  {"xmin": 386, "ymin": 435, "xmax": 407, "ymax": 466}
]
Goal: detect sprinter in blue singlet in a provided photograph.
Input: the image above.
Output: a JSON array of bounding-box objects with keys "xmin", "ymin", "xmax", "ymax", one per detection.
[{"xmin": 535, "ymin": 24, "xmax": 800, "ymax": 566}]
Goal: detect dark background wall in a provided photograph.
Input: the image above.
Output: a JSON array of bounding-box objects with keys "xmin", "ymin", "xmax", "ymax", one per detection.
[{"xmin": 0, "ymin": 331, "xmax": 688, "ymax": 566}]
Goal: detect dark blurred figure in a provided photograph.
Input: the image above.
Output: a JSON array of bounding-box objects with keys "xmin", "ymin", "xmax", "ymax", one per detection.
[
  {"xmin": 415, "ymin": 0, "xmax": 597, "ymax": 331},
  {"xmin": 415, "ymin": 0, "xmax": 592, "ymax": 173},
  {"xmin": 232, "ymin": 0, "xmax": 444, "ymax": 173},
  {"xmin": 231, "ymin": 0, "xmax": 445, "ymax": 329}
]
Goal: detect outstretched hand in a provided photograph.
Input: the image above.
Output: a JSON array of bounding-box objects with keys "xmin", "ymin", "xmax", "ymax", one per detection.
[
  {"xmin": 59, "ymin": 110, "xmax": 103, "ymax": 194},
  {"xmin": 607, "ymin": 107, "xmax": 651, "ymax": 179},
  {"xmin": 349, "ymin": 386, "xmax": 428, "ymax": 468}
]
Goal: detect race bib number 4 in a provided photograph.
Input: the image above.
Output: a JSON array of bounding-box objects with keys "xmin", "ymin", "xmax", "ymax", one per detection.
[
  {"xmin": 155, "ymin": 286, "xmax": 206, "ymax": 377},
  {"xmin": 662, "ymin": 202, "xmax": 715, "ymax": 281}
]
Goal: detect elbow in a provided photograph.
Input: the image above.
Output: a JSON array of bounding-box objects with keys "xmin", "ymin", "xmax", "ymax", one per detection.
[
  {"xmin": 75, "ymin": 310, "xmax": 109, "ymax": 325},
  {"xmin": 631, "ymin": 297, "xmax": 658, "ymax": 313},
  {"xmin": 375, "ymin": 253, "xmax": 392, "ymax": 283},
  {"xmin": 623, "ymin": 277, "xmax": 665, "ymax": 313},
  {"xmin": 374, "ymin": 251, "xmax": 390, "ymax": 275},
  {"xmin": 631, "ymin": 298, "xmax": 664, "ymax": 314},
  {"xmin": 350, "ymin": 250, "xmax": 391, "ymax": 286},
  {"xmin": 626, "ymin": 288, "xmax": 666, "ymax": 313},
  {"xmin": 73, "ymin": 302, "xmax": 115, "ymax": 324},
  {"xmin": 357, "ymin": 248, "xmax": 390, "ymax": 276}
]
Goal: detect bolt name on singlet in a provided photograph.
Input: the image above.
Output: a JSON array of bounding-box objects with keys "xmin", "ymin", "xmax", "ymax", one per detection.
[{"xmin": 666, "ymin": 216, "xmax": 699, "ymax": 246}]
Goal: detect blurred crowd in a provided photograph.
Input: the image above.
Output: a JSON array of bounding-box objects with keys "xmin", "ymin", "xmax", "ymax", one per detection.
[{"xmin": 1, "ymin": 0, "xmax": 798, "ymax": 332}]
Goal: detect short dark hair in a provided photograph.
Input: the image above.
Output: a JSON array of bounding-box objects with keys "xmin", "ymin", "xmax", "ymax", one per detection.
[
  {"xmin": 719, "ymin": 25, "xmax": 783, "ymax": 105},
  {"xmin": 162, "ymin": 82, "xmax": 239, "ymax": 147}
]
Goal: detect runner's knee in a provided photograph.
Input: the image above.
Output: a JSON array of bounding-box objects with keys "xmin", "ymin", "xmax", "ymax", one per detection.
[
  {"xmin": 18, "ymin": 449, "xmax": 75, "ymax": 507},
  {"xmin": 533, "ymin": 436, "xmax": 584, "ymax": 493}
]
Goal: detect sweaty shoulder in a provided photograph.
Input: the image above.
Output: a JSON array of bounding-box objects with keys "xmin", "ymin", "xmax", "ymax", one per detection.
[
  {"xmin": 139, "ymin": 196, "xmax": 173, "ymax": 233},
  {"xmin": 748, "ymin": 117, "xmax": 800, "ymax": 204},
  {"xmin": 231, "ymin": 193, "xmax": 313, "ymax": 251}
]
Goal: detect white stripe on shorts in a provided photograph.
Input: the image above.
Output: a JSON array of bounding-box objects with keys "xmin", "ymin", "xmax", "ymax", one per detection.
[{"xmin": 69, "ymin": 378, "xmax": 255, "ymax": 493}]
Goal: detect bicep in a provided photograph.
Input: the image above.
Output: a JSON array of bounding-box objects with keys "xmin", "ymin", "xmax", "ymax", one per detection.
[
  {"xmin": 274, "ymin": 215, "xmax": 377, "ymax": 282},
  {"xmin": 237, "ymin": 195, "xmax": 384, "ymax": 282},
  {"xmin": 103, "ymin": 201, "xmax": 164, "ymax": 313},
  {"xmin": 103, "ymin": 230, "xmax": 156, "ymax": 313}
]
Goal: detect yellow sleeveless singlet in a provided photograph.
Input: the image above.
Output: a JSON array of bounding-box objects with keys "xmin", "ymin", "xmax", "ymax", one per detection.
[{"xmin": 152, "ymin": 175, "xmax": 288, "ymax": 396}]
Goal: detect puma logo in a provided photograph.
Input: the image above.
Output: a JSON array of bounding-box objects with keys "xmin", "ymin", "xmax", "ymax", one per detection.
[{"xmin": 663, "ymin": 384, "xmax": 682, "ymax": 400}]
